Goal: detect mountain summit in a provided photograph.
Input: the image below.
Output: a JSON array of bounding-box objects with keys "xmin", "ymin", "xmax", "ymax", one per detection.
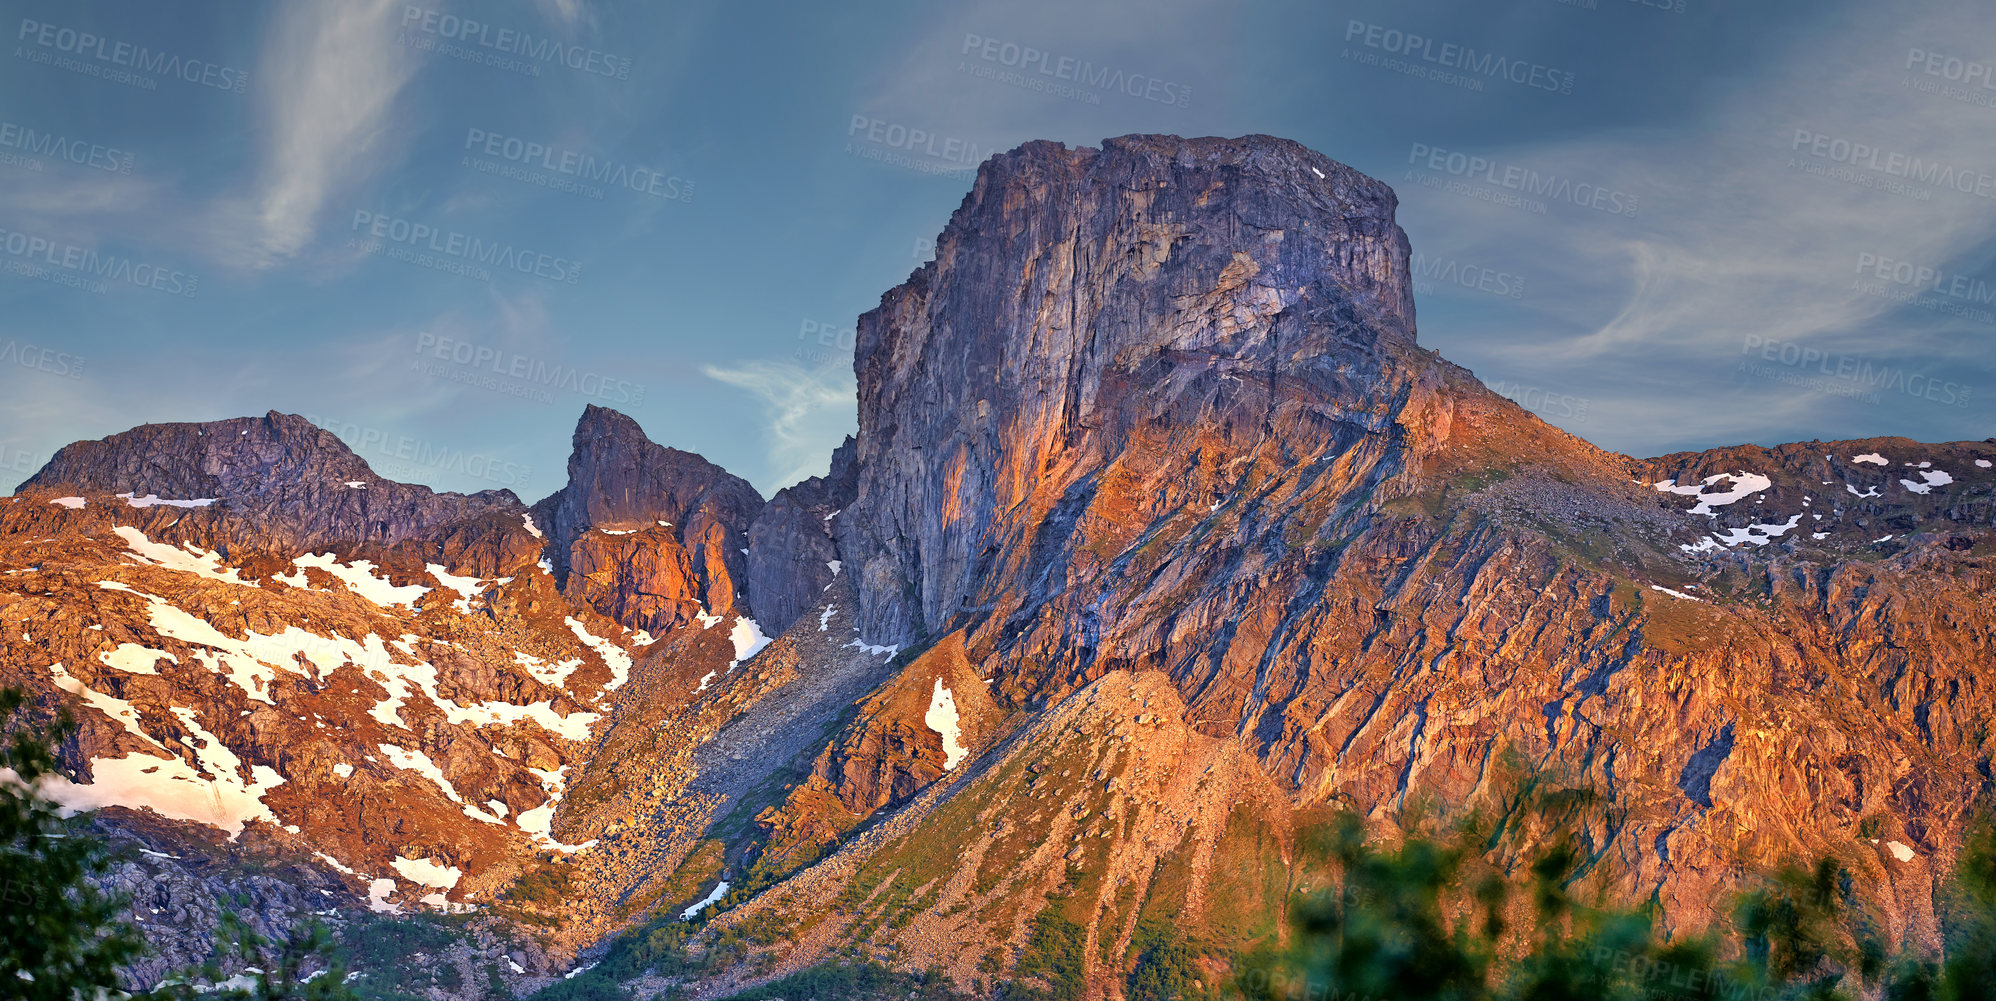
[{"xmin": 4, "ymin": 135, "xmax": 1992, "ymax": 997}]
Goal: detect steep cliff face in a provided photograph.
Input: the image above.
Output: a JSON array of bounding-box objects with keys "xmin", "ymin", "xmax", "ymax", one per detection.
[
  {"xmin": 530, "ymin": 406, "xmax": 764, "ymax": 634},
  {"xmin": 836, "ymin": 134, "xmax": 1424, "ymax": 645}
]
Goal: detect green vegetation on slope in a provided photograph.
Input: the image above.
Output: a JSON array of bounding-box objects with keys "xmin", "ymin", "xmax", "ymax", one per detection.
[{"xmin": 1242, "ymin": 791, "xmax": 1996, "ymax": 1001}]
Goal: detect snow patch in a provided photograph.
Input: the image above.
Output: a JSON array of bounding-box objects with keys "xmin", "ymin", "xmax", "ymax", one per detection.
[
  {"xmin": 21, "ymin": 708, "xmax": 286, "ymax": 837},
  {"xmin": 564, "ymin": 617, "xmax": 632, "ymax": 691},
  {"xmin": 100, "ymin": 643, "xmax": 173, "ymax": 674},
  {"xmin": 1649, "ymin": 585, "xmax": 1702, "ymax": 602},
  {"xmin": 378, "ymin": 743, "xmax": 467, "ymax": 805},
  {"xmin": 50, "ymin": 496, "xmax": 84, "ymax": 509},
  {"xmin": 49, "ymin": 663, "xmax": 164, "ymax": 748},
  {"xmin": 118, "ymin": 493, "xmax": 216, "ymax": 509},
  {"xmin": 925, "ymin": 678, "xmax": 968, "ymax": 770},
  {"xmin": 516, "ymin": 765, "xmax": 594, "ymax": 852},
  {"xmin": 727, "ymin": 616, "xmax": 771, "ymax": 666},
  {"xmin": 111, "ymin": 587, "xmax": 379, "ymax": 704},
  {"xmin": 847, "ymin": 639, "xmax": 899, "ymax": 658},
  {"xmin": 514, "ymin": 650, "xmax": 583, "ymax": 688},
  {"xmin": 113, "ymin": 527, "xmax": 245, "ymax": 584},
  {"xmin": 288, "ymin": 553, "xmax": 431, "ymax": 608},
  {"xmin": 390, "ymin": 855, "xmax": 462, "ymax": 890},
  {"xmin": 1899, "ymin": 470, "xmax": 1953, "ymax": 494},
  {"xmin": 679, "ymin": 881, "xmax": 730, "ymax": 921},
  {"xmin": 1852, "ymin": 453, "xmax": 1888, "ymax": 465},
  {"xmin": 1886, "ymin": 840, "xmax": 1916, "ymax": 862},
  {"xmin": 425, "ymin": 563, "xmax": 498, "ymax": 614},
  {"xmin": 1653, "ymin": 472, "xmax": 1772, "ymax": 516},
  {"xmin": 313, "ymin": 851, "xmax": 358, "ymax": 876},
  {"xmin": 522, "ymin": 513, "xmax": 543, "ymax": 538},
  {"xmin": 819, "ymin": 605, "xmax": 836, "ymax": 631}
]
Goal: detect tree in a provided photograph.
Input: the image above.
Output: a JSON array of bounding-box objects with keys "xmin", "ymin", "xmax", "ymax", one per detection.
[
  {"xmin": 139, "ymin": 912, "xmax": 361, "ymax": 1001},
  {"xmin": 0, "ymin": 688, "xmax": 145, "ymax": 999}
]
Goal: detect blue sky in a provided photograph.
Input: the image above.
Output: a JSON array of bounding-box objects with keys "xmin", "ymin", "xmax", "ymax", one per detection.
[{"xmin": 2, "ymin": 0, "xmax": 1992, "ymax": 500}]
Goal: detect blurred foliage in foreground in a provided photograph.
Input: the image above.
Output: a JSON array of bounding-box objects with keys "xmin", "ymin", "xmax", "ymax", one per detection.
[{"xmin": 1240, "ymin": 766, "xmax": 1996, "ymax": 1001}]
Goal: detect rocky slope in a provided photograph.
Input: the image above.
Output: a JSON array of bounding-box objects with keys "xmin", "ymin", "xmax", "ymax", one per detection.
[{"xmin": 2, "ymin": 134, "xmax": 1991, "ymax": 999}]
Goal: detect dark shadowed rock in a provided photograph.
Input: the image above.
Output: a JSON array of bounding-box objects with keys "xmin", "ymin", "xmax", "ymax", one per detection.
[{"xmin": 745, "ymin": 435, "xmax": 857, "ymax": 633}]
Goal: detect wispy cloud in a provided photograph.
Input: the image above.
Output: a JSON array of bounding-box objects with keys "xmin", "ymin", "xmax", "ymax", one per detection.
[
  {"xmin": 701, "ymin": 360, "xmax": 856, "ymax": 492},
  {"xmin": 222, "ymin": 0, "xmax": 416, "ymax": 269},
  {"xmin": 1404, "ymin": 3, "xmax": 1996, "ymax": 453}
]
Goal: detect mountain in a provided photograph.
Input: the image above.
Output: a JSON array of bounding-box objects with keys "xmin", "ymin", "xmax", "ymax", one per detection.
[{"xmin": 4, "ymin": 134, "xmax": 1992, "ymax": 998}]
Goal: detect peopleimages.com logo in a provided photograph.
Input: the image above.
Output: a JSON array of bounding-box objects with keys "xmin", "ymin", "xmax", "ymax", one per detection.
[
  {"xmin": 845, "ymin": 115, "xmax": 987, "ymax": 175},
  {"xmin": 1344, "ymin": 21, "xmax": 1576, "ymax": 94},
  {"xmin": 1410, "ymin": 251, "xmax": 1527, "ymax": 299},
  {"xmin": 304, "ymin": 414, "xmax": 533, "ymax": 491},
  {"xmin": 1740, "ymin": 334, "xmax": 1972, "ymax": 408},
  {"xmin": 1905, "ymin": 48, "xmax": 1996, "ymax": 92},
  {"xmin": 958, "ymin": 33, "xmax": 1192, "ymax": 108},
  {"xmin": 0, "ymin": 340, "xmax": 85, "ymax": 379},
  {"xmin": 14, "ymin": 19, "xmax": 249, "ymax": 93},
  {"xmin": 0, "ymin": 122, "xmax": 133, "ymax": 174},
  {"xmin": 1406, "ymin": 143, "xmax": 1640, "ymax": 217},
  {"xmin": 462, "ymin": 128, "xmax": 692, "ymax": 202},
  {"xmin": 399, "ymin": 7, "xmax": 631, "ymax": 80},
  {"xmin": 413, "ymin": 333, "xmax": 646, "ymax": 408},
  {"xmin": 0, "ymin": 226, "xmax": 198, "ymax": 296},
  {"xmin": 1790, "ymin": 129, "xmax": 1996, "ymax": 200},
  {"xmin": 349, "ymin": 211, "xmax": 583, "ymax": 284}
]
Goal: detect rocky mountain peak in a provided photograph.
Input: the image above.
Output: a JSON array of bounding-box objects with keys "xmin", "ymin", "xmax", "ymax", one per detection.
[
  {"xmin": 21, "ymin": 410, "xmax": 523, "ymax": 550},
  {"xmin": 530, "ymin": 406, "xmax": 765, "ymax": 632},
  {"xmin": 537, "ymin": 405, "xmax": 763, "ymax": 534},
  {"xmin": 28, "ymin": 410, "xmax": 380, "ymax": 500},
  {"xmin": 835, "ymin": 134, "xmax": 1427, "ymax": 643}
]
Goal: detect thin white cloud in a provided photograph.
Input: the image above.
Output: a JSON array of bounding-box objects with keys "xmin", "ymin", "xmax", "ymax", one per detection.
[
  {"xmin": 225, "ymin": 0, "xmax": 416, "ymax": 269},
  {"xmin": 701, "ymin": 360, "xmax": 856, "ymax": 492}
]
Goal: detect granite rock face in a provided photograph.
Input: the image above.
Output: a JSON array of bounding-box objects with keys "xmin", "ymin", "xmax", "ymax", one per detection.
[{"xmin": 530, "ymin": 405, "xmax": 764, "ymax": 634}]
